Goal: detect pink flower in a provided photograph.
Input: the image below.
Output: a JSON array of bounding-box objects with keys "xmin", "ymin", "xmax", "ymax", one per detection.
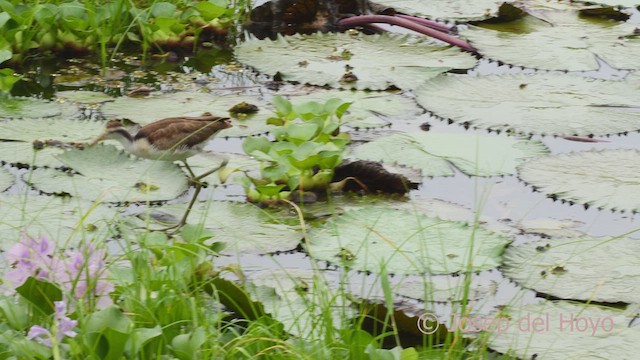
[
  {"xmin": 27, "ymin": 301, "xmax": 77, "ymax": 347},
  {"xmin": 5, "ymin": 234, "xmax": 54, "ymax": 287}
]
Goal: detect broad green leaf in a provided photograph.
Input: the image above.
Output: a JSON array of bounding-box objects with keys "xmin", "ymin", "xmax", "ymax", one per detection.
[
  {"xmin": 352, "ymin": 132, "xmax": 548, "ymax": 177},
  {"xmin": 194, "ymin": 1, "xmax": 226, "ymax": 20},
  {"xmin": 138, "ymin": 201, "xmax": 301, "ymax": 255},
  {"xmin": 0, "ymin": 118, "xmax": 104, "ymax": 142},
  {"xmin": 286, "ymin": 123, "xmax": 320, "ymax": 142},
  {"xmin": 235, "ymin": 33, "xmax": 477, "ymax": 90},
  {"xmin": 242, "ymin": 136, "xmax": 272, "ymax": 155},
  {"xmin": 518, "ymin": 149, "xmax": 640, "ymax": 212},
  {"xmin": 488, "ymin": 301, "xmax": 640, "ymax": 359},
  {"xmin": 503, "ymin": 236, "xmax": 640, "ymax": 303},
  {"xmin": 461, "ymin": 11, "xmax": 640, "ymax": 71},
  {"xmin": 150, "ymin": 2, "xmax": 176, "ymax": 17},
  {"xmin": 375, "ymin": 0, "xmax": 505, "ymax": 21},
  {"xmin": 0, "ymin": 194, "xmax": 117, "ymax": 250},
  {"xmin": 415, "ymin": 74, "xmax": 640, "ymax": 136},
  {"xmin": 0, "ymin": 97, "xmax": 77, "ymax": 119},
  {"xmin": 29, "ymin": 145, "xmax": 189, "ymax": 203},
  {"xmin": 85, "ymin": 306, "xmax": 132, "ymax": 360},
  {"xmin": 15, "ymin": 278, "xmax": 62, "ymax": 315},
  {"xmin": 305, "ymin": 206, "xmax": 509, "ymax": 275},
  {"xmin": 0, "ymin": 166, "xmax": 13, "ymax": 191}
]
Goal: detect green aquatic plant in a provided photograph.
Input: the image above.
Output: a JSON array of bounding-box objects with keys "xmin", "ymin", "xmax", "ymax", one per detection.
[{"xmin": 242, "ymin": 96, "xmax": 352, "ymax": 204}]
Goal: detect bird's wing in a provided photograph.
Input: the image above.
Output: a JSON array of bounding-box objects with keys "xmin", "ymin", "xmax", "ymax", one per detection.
[{"xmin": 135, "ymin": 116, "xmax": 231, "ymax": 151}]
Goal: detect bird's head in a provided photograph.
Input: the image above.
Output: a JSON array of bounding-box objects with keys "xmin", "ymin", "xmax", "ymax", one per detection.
[{"xmin": 90, "ymin": 120, "xmax": 132, "ymax": 146}]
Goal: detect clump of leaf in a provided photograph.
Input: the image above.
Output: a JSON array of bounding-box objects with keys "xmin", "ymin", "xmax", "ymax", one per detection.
[{"xmin": 241, "ymin": 96, "xmax": 351, "ymax": 204}]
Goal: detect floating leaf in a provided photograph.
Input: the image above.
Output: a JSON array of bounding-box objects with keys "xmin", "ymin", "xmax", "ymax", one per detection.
[
  {"xmin": 0, "ymin": 195, "xmax": 117, "ymax": 250},
  {"xmin": 235, "ymin": 33, "xmax": 477, "ymax": 90},
  {"xmin": 56, "ymin": 90, "xmax": 114, "ymax": 104},
  {"xmin": 503, "ymin": 236, "xmax": 640, "ymax": 303},
  {"xmin": 351, "ymin": 132, "xmax": 548, "ymax": 177},
  {"xmin": 290, "ymin": 90, "xmax": 423, "ymax": 129},
  {"xmin": 395, "ymin": 276, "xmax": 498, "ymax": 303},
  {"xmin": 0, "ymin": 97, "xmax": 77, "ymax": 119},
  {"xmin": 517, "ymin": 218, "xmax": 585, "ymax": 238},
  {"xmin": 0, "ymin": 141, "xmax": 65, "ymax": 168},
  {"xmin": 0, "ymin": 118, "xmax": 104, "ymax": 142},
  {"xmin": 375, "ymin": 0, "xmax": 505, "ymax": 21},
  {"xmin": 415, "ymin": 74, "xmax": 640, "ymax": 136},
  {"xmin": 139, "ymin": 201, "xmax": 301, "ymax": 255},
  {"xmin": 28, "ymin": 145, "xmax": 188, "ymax": 203},
  {"xmin": 518, "ymin": 149, "xmax": 640, "ymax": 212},
  {"xmin": 101, "ymin": 92, "xmax": 272, "ymax": 137},
  {"xmin": 306, "ymin": 206, "xmax": 509, "ymax": 275},
  {"xmin": 461, "ymin": 11, "xmax": 640, "ymax": 71},
  {"xmin": 488, "ymin": 300, "xmax": 640, "ymax": 359},
  {"xmin": 0, "ymin": 167, "xmax": 13, "ymax": 191},
  {"xmin": 185, "ymin": 152, "xmax": 260, "ymax": 184}
]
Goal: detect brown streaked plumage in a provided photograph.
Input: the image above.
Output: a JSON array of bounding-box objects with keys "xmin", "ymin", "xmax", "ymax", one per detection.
[{"xmin": 91, "ymin": 114, "xmax": 232, "ymax": 231}]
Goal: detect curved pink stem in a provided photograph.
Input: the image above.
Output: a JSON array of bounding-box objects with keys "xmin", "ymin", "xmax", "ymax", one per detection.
[
  {"xmin": 396, "ymin": 14, "xmax": 451, "ymax": 33},
  {"xmin": 339, "ymin": 15, "xmax": 476, "ymax": 53}
]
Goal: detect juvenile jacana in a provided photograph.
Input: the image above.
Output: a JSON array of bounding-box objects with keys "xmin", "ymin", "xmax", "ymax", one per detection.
[{"xmin": 91, "ymin": 114, "xmax": 232, "ymax": 230}]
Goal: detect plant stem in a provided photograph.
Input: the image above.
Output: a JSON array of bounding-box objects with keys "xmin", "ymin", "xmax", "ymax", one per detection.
[{"xmin": 395, "ymin": 14, "xmax": 452, "ymax": 33}]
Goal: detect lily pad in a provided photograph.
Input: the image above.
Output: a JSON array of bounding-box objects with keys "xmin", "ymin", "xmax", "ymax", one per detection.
[
  {"xmin": 290, "ymin": 90, "xmax": 423, "ymax": 129},
  {"xmin": 305, "ymin": 206, "xmax": 510, "ymax": 275},
  {"xmin": 246, "ymin": 269, "xmax": 351, "ymax": 337},
  {"xmin": 517, "ymin": 218, "xmax": 585, "ymax": 238},
  {"xmin": 0, "ymin": 141, "xmax": 65, "ymax": 168},
  {"xmin": 415, "ymin": 74, "xmax": 640, "ymax": 136},
  {"xmin": 375, "ymin": 0, "xmax": 505, "ymax": 21},
  {"xmin": 235, "ymin": 33, "xmax": 477, "ymax": 90},
  {"xmin": 503, "ymin": 236, "xmax": 640, "ymax": 303},
  {"xmin": 186, "ymin": 152, "xmax": 260, "ymax": 184},
  {"xmin": 0, "ymin": 167, "xmax": 13, "ymax": 191},
  {"xmin": 0, "ymin": 194, "xmax": 117, "ymax": 250},
  {"xmin": 56, "ymin": 90, "xmax": 114, "ymax": 104},
  {"xmin": 139, "ymin": 201, "xmax": 301, "ymax": 255},
  {"xmin": 0, "ymin": 97, "xmax": 77, "ymax": 119},
  {"xmin": 461, "ymin": 11, "xmax": 640, "ymax": 71},
  {"xmin": 28, "ymin": 145, "xmax": 189, "ymax": 203},
  {"xmin": 488, "ymin": 300, "xmax": 640, "ymax": 359},
  {"xmin": 518, "ymin": 149, "xmax": 640, "ymax": 212},
  {"xmin": 101, "ymin": 92, "xmax": 273, "ymax": 137},
  {"xmin": 351, "ymin": 132, "xmax": 548, "ymax": 177},
  {"xmin": 0, "ymin": 118, "xmax": 104, "ymax": 143},
  {"xmin": 395, "ymin": 276, "xmax": 498, "ymax": 303}
]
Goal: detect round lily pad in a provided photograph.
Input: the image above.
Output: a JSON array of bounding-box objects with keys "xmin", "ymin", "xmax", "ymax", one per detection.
[
  {"xmin": 375, "ymin": 0, "xmax": 505, "ymax": 21},
  {"xmin": 0, "ymin": 118, "xmax": 104, "ymax": 143},
  {"xmin": 139, "ymin": 201, "xmax": 301, "ymax": 255},
  {"xmin": 101, "ymin": 91, "xmax": 273, "ymax": 137},
  {"xmin": 395, "ymin": 276, "xmax": 498, "ymax": 303},
  {"xmin": 0, "ymin": 194, "xmax": 118, "ymax": 250},
  {"xmin": 518, "ymin": 149, "xmax": 640, "ymax": 212},
  {"xmin": 235, "ymin": 32, "xmax": 477, "ymax": 90},
  {"xmin": 305, "ymin": 206, "xmax": 510, "ymax": 275},
  {"xmin": 0, "ymin": 97, "xmax": 77, "ymax": 119},
  {"xmin": 415, "ymin": 74, "xmax": 640, "ymax": 136},
  {"xmin": 56, "ymin": 90, "xmax": 114, "ymax": 104},
  {"xmin": 0, "ymin": 141, "xmax": 65, "ymax": 168},
  {"xmin": 186, "ymin": 152, "xmax": 260, "ymax": 185},
  {"xmin": 503, "ymin": 236, "xmax": 640, "ymax": 303},
  {"xmin": 0, "ymin": 167, "xmax": 14, "ymax": 192},
  {"xmin": 488, "ymin": 300, "xmax": 640, "ymax": 359},
  {"xmin": 28, "ymin": 145, "xmax": 189, "ymax": 203},
  {"xmin": 461, "ymin": 11, "xmax": 640, "ymax": 71},
  {"xmin": 351, "ymin": 131, "xmax": 548, "ymax": 177}
]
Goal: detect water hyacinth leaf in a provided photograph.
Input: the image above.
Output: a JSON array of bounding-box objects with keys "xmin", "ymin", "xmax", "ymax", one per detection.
[
  {"xmin": 290, "ymin": 90, "xmax": 423, "ymax": 129},
  {"xmin": 518, "ymin": 149, "xmax": 640, "ymax": 212},
  {"xmin": 139, "ymin": 201, "xmax": 301, "ymax": 255},
  {"xmin": 0, "ymin": 195, "xmax": 117, "ymax": 250},
  {"xmin": 306, "ymin": 207, "xmax": 509, "ymax": 275},
  {"xmin": 56, "ymin": 90, "xmax": 114, "ymax": 104},
  {"xmin": 0, "ymin": 118, "xmax": 104, "ymax": 142},
  {"xmin": 375, "ymin": 0, "xmax": 505, "ymax": 21},
  {"xmin": 415, "ymin": 74, "xmax": 640, "ymax": 136},
  {"xmin": 0, "ymin": 166, "xmax": 14, "ymax": 191},
  {"xmin": 235, "ymin": 33, "xmax": 477, "ymax": 90},
  {"xmin": 503, "ymin": 236, "xmax": 640, "ymax": 303},
  {"xmin": 488, "ymin": 300, "xmax": 640, "ymax": 359},
  {"xmin": 461, "ymin": 11, "xmax": 640, "ymax": 71},
  {"xmin": 0, "ymin": 97, "xmax": 77, "ymax": 119},
  {"xmin": 28, "ymin": 145, "xmax": 189, "ymax": 203},
  {"xmin": 101, "ymin": 92, "xmax": 272, "ymax": 137},
  {"xmin": 352, "ymin": 132, "xmax": 548, "ymax": 177},
  {"xmin": 0, "ymin": 141, "xmax": 65, "ymax": 168}
]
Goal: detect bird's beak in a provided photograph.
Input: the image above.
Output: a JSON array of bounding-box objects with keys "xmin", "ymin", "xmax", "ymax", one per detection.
[
  {"xmin": 221, "ymin": 119, "xmax": 232, "ymax": 129},
  {"xmin": 89, "ymin": 132, "xmax": 106, "ymax": 147}
]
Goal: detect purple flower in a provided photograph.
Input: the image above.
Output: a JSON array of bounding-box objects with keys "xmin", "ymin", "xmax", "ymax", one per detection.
[
  {"xmin": 54, "ymin": 246, "xmax": 114, "ymax": 308},
  {"xmin": 27, "ymin": 325, "xmax": 52, "ymax": 346},
  {"xmin": 26, "ymin": 302, "xmax": 77, "ymax": 347},
  {"xmin": 5, "ymin": 234, "xmax": 54, "ymax": 287}
]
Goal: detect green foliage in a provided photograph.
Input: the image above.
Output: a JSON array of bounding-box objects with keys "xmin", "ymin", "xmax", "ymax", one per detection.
[{"xmin": 242, "ymin": 97, "xmax": 352, "ymax": 204}]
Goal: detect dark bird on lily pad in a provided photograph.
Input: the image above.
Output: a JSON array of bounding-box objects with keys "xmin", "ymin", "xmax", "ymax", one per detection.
[{"xmin": 91, "ymin": 114, "xmax": 232, "ymax": 230}]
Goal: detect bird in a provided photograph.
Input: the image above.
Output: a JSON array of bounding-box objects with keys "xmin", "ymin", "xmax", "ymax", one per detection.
[{"xmin": 90, "ymin": 114, "xmax": 232, "ymax": 231}]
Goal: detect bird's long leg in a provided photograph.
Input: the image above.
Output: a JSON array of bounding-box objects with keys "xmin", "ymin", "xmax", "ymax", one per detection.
[
  {"xmin": 193, "ymin": 158, "xmax": 229, "ymax": 182},
  {"xmin": 171, "ymin": 182, "xmax": 203, "ymax": 232},
  {"xmin": 183, "ymin": 159, "xmax": 197, "ymax": 179}
]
